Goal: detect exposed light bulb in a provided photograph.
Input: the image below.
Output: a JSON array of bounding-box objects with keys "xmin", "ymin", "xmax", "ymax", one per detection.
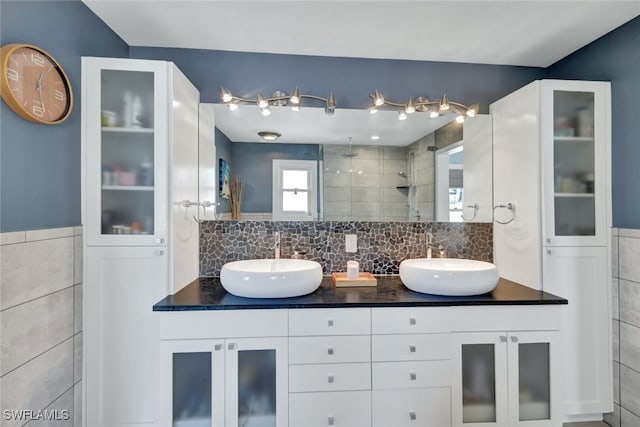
[
  {"xmin": 291, "ymin": 105, "xmax": 300, "ymax": 112},
  {"xmin": 430, "ymin": 111, "xmax": 440, "ymax": 118},
  {"xmin": 398, "ymin": 110, "xmax": 408, "ymax": 121},
  {"xmin": 405, "ymin": 98, "xmax": 416, "ymax": 114},
  {"xmin": 369, "ymin": 107, "xmax": 378, "ymax": 114},
  {"xmin": 220, "ymin": 87, "xmax": 233, "ymax": 103},
  {"xmin": 372, "ymin": 90, "xmax": 385, "ymax": 107},
  {"xmin": 227, "ymin": 102, "xmax": 238, "ymax": 111},
  {"xmin": 466, "ymin": 103, "xmax": 479, "ymax": 118},
  {"xmin": 290, "ymin": 87, "xmax": 300, "ymax": 104},
  {"xmin": 257, "ymin": 93, "xmax": 269, "ymax": 109},
  {"xmin": 260, "ymin": 106, "xmax": 271, "ymax": 116},
  {"xmin": 456, "ymin": 115, "xmax": 465, "ymax": 123},
  {"xmin": 439, "ymin": 94, "xmax": 450, "ymax": 111}
]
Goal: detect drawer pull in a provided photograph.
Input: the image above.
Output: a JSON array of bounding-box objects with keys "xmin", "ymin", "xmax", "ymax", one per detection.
[
  {"xmin": 228, "ymin": 343, "xmax": 236, "ymax": 350},
  {"xmin": 409, "ymin": 412, "xmax": 417, "ymax": 421},
  {"xmin": 410, "ymin": 372, "xmax": 417, "ymax": 381},
  {"xmin": 328, "ymin": 375, "xmax": 335, "ymax": 383},
  {"xmin": 328, "ymin": 346, "xmax": 334, "ymax": 355},
  {"xmin": 499, "ymin": 336, "xmax": 507, "ymax": 342},
  {"xmin": 409, "ymin": 317, "xmax": 416, "ymax": 325},
  {"xmin": 328, "ymin": 416, "xmax": 335, "ymax": 426},
  {"xmin": 328, "ymin": 319, "xmax": 334, "ymax": 327},
  {"xmin": 511, "ymin": 335, "xmax": 519, "ymax": 343},
  {"xmin": 409, "ymin": 345, "xmax": 416, "ymax": 353},
  {"xmin": 214, "ymin": 344, "xmax": 222, "ymax": 351}
]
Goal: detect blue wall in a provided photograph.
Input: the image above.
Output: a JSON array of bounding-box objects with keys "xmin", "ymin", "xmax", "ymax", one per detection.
[
  {"xmin": 549, "ymin": 15, "xmax": 640, "ymax": 229},
  {"xmin": 129, "ymin": 47, "xmax": 546, "ymax": 113},
  {"xmin": 231, "ymin": 142, "xmax": 320, "ymax": 212},
  {"xmin": 0, "ymin": 1, "xmax": 129, "ymax": 232}
]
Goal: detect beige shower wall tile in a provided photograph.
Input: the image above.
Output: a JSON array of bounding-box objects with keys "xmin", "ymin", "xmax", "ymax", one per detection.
[
  {"xmin": 1, "ymin": 287, "xmax": 74, "ymax": 376},
  {"xmin": 1, "ymin": 237, "xmax": 74, "ymax": 310}
]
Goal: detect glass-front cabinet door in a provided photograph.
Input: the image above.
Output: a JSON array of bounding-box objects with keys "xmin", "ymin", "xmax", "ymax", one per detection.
[
  {"xmin": 452, "ymin": 331, "xmax": 559, "ymax": 427},
  {"xmin": 82, "ymin": 57, "xmax": 168, "ymax": 246},
  {"xmin": 225, "ymin": 337, "xmax": 288, "ymax": 427},
  {"xmin": 160, "ymin": 339, "xmax": 225, "ymax": 427},
  {"xmin": 542, "ymin": 81, "xmax": 610, "ymax": 246}
]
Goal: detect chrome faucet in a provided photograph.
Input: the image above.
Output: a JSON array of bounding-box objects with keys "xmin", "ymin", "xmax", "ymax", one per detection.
[
  {"xmin": 426, "ymin": 232, "xmax": 446, "ymax": 258},
  {"xmin": 274, "ymin": 231, "xmax": 281, "ymax": 259}
]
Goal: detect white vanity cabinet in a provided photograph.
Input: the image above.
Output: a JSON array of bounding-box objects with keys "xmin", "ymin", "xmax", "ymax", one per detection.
[
  {"xmin": 450, "ymin": 307, "xmax": 562, "ymax": 427},
  {"xmin": 159, "ymin": 310, "xmax": 289, "ymax": 427},
  {"xmin": 288, "ymin": 308, "xmax": 372, "ymax": 427},
  {"xmin": 371, "ymin": 307, "xmax": 452, "ymax": 427},
  {"xmin": 491, "ymin": 79, "xmax": 612, "ymax": 420}
]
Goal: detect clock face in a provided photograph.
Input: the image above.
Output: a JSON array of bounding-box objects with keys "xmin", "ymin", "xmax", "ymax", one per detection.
[{"xmin": 1, "ymin": 44, "xmax": 73, "ymax": 124}]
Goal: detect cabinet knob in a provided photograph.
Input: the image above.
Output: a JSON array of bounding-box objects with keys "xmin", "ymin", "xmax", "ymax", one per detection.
[
  {"xmin": 327, "ymin": 319, "xmax": 334, "ymax": 327},
  {"xmin": 409, "ymin": 317, "xmax": 416, "ymax": 325},
  {"xmin": 228, "ymin": 343, "xmax": 236, "ymax": 350},
  {"xmin": 156, "ymin": 238, "xmax": 165, "ymax": 244},
  {"xmin": 511, "ymin": 336, "xmax": 519, "ymax": 343},
  {"xmin": 155, "ymin": 250, "xmax": 164, "ymax": 256},
  {"xmin": 328, "ymin": 375, "xmax": 334, "ymax": 383},
  {"xmin": 214, "ymin": 344, "xmax": 222, "ymax": 351},
  {"xmin": 327, "ymin": 346, "xmax": 334, "ymax": 355},
  {"xmin": 409, "ymin": 345, "xmax": 416, "ymax": 353},
  {"xmin": 409, "ymin": 412, "xmax": 417, "ymax": 421},
  {"xmin": 409, "ymin": 372, "xmax": 417, "ymax": 381},
  {"xmin": 546, "ymin": 238, "xmax": 551, "ymax": 244},
  {"xmin": 499, "ymin": 336, "xmax": 507, "ymax": 342},
  {"xmin": 328, "ymin": 416, "xmax": 335, "ymax": 426}
]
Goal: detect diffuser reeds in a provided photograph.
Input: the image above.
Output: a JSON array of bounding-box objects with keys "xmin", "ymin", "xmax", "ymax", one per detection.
[{"xmin": 229, "ymin": 175, "xmax": 246, "ymax": 220}]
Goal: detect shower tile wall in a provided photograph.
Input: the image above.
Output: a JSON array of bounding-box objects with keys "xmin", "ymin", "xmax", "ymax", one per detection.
[
  {"xmin": 200, "ymin": 220, "xmax": 492, "ymax": 276},
  {"xmin": 323, "ymin": 145, "xmax": 410, "ymax": 221},
  {"xmin": 406, "ymin": 133, "xmax": 436, "ymax": 221},
  {"xmin": 605, "ymin": 228, "xmax": 640, "ymax": 427}
]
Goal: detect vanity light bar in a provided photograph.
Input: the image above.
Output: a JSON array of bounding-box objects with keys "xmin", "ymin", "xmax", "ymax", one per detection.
[
  {"xmin": 369, "ymin": 91, "xmax": 479, "ymax": 122},
  {"xmin": 220, "ymin": 87, "xmax": 337, "ymax": 116}
]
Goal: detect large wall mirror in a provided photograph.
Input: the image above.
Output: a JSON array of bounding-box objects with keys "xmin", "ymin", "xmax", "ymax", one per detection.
[{"xmin": 211, "ymin": 103, "xmax": 492, "ymax": 222}]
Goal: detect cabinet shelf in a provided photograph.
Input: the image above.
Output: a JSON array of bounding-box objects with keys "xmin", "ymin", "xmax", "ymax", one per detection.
[
  {"xmin": 553, "ymin": 136, "xmax": 594, "ymax": 143},
  {"xmin": 102, "ymin": 127, "xmax": 154, "ymax": 134},
  {"xmin": 554, "ymin": 192, "xmax": 594, "ymax": 198},
  {"xmin": 102, "ymin": 185, "xmax": 154, "ymax": 191}
]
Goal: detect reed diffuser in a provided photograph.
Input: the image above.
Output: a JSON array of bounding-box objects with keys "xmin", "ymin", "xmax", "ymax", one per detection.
[{"xmin": 229, "ymin": 175, "xmax": 246, "ymax": 220}]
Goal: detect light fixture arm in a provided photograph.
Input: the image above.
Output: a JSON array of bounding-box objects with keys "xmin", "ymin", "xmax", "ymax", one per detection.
[
  {"xmin": 369, "ymin": 92, "xmax": 479, "ymax": 119},
  {"xmin": 220, "ymin": 87, "xmax": 337, "ymax": 115}
]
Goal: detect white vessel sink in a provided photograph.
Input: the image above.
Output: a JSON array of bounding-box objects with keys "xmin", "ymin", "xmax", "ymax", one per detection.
[
  {"xmin": 220, "ymin": 259, "xmax": 323, "ymax": 298},
  {"xmin": 399, "ymin": 258, "xmax": 499, "ymax": 296}
]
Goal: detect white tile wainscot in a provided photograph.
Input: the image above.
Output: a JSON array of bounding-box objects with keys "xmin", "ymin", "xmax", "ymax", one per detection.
[{"xmin": 156, "ymin": 304, "xmax": 563, "ymax": 427}]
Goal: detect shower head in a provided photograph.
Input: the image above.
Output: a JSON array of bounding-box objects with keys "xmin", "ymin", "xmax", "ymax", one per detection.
[
  {"xmin": 342, "ymin": 136, "xmax": 358, "ymax": 158},
  {"xmin": 398, "ymin": 172, "xmax": 408, "ymax": 178}
]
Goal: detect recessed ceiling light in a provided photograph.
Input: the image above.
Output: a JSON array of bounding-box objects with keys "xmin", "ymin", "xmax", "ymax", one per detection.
[
  {"xmin": 258, "ymin": 131, "xmax": 281, "ymax": 141},
  {"xmin": 371, "ymin": 135, "xmax": 380, "ymax": 140}
]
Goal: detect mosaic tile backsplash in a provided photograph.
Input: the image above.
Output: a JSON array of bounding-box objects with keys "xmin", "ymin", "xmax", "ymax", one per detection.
[{"xmin": 200, "ymin": 221, "xmax": 493, "ymax": 276}]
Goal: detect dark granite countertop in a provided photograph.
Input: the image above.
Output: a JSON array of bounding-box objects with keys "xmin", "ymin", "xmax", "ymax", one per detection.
[{"xmin": 153, "ymin": 276, "xmax": 567, "ymax": 311}]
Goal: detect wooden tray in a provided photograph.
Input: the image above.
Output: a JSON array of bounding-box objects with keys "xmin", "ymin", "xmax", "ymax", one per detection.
[{"xmin": 331, "ymin": 272, "xmax": 377, "ymax": 287}]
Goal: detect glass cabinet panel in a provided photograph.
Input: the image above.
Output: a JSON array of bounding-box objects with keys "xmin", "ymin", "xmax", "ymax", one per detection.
[
  {"xmin": 237, "ymin": 349, "xmax": 277, "ymax": 427},
  {"xmin": 462, "ymin": 344, "xmax": 497, "ymax": 423},
  {"xmin": 552, "ymin": 91, "xmax": 596, "ymax": 236},
  {"xmin": 518, "ymin": 343, "xmax": 551, "ymax": 421},
  {"xmin": 173, "ymin": 352, "xmax": 212, "ymax": 427},
  {"xmin": 100, "ymin": 70, "xmax": 155, "ymax": 235}
]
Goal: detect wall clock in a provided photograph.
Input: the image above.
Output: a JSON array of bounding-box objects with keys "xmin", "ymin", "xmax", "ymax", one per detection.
[{"xmin": 0, "ymin": 43, "xmax": 73, "ymax": 124}]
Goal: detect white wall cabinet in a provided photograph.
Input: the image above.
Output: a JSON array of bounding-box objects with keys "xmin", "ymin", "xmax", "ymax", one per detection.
[
  {"xmin": 491, "ymin": 79, "xmax": 612, "ymax": 420},
  {"xmin": 82, "ymin": 57, "xmax": 201, "ymax": 427},
  {"xmin": 158, "ymin": 305, "xmax": 562, "ymax": 427}
]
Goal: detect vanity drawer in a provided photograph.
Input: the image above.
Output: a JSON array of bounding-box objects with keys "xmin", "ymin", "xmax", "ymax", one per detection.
[
  {"xmin": 289, "ymin": 335, "xmax": 370, "ymax": 364},
  {"xmin": 289, "ymin": 363, "xmax": 371, "ymax": 392},
  {"xmin": 372, "ymin": 307, "xmax": 450, "ymax": 334},
  {"xmin": 290, "ymin": 391, "xmax": 371, "ymax": 427},
  {"xmin": 289, "ymin": 308, "xmax": 370, "ymax": 336},
  {"xmin": 372, "ymin": 333, "xmax": 450, "ymax": 362},
  {"xmin": 372, "ymin": 360, "xmax": 450, "ymax": 389},
  {"xmin": 372, "ymin": 388, "xmax": 451, "ymax": 427}
]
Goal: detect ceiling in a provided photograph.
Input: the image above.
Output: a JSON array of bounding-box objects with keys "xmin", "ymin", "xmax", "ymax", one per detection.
[
  {"xmin": 212, "ymin": 104, "xmax": 455, "ymax": 146},
  {"xmin": 83, "ymin": 1, "xmax": 640, "ymax": 67}
]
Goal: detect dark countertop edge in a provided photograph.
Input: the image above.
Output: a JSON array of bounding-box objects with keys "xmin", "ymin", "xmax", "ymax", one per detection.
[{"xmin": 153, "ymin": 276, "xmax": 568, "ymax": 312}]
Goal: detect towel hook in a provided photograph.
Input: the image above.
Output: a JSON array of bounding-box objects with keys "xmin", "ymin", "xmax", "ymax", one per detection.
[
  {"xmin": 493, "ymin": 202, "xmax": 516, "ymax": 225},
  {"xmin": 461, "ymin": 203, "xmax": 479, "ymax": 222}
]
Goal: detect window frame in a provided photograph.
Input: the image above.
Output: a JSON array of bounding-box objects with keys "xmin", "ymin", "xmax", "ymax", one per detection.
[{"xmin": 272, "ymin": 159, "xmax": 318, "ymax": 221}]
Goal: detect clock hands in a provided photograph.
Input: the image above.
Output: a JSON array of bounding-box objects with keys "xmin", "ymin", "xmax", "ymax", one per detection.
[{"xmin": 36, "ymin": 71, "xmax": 46, "ymax": 114}]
